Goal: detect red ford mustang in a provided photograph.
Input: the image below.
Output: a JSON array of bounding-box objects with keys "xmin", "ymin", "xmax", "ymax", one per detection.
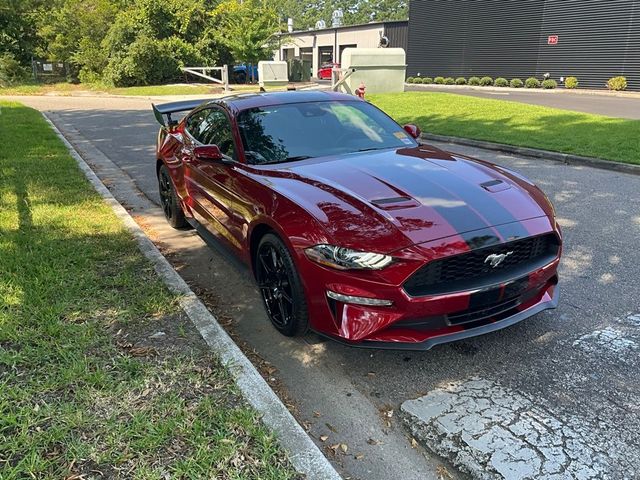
[{"xmin": 152, "ymin": 91, "xmax": 561, "ymax": 350}]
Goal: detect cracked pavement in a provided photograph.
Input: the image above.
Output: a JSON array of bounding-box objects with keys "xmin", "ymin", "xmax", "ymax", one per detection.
[
  {"xmin": 402, "ymin": 377, "xmax": 615, "ymax": 479},
  {"xmin": 5, "ymin": 94, "xmax": 639, "ymax": 480}
]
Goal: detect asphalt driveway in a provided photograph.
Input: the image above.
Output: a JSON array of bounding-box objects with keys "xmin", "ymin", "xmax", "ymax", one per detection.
[{"xmin": 9, "ymin": 95, "xmax": 640, "ymax": 479}]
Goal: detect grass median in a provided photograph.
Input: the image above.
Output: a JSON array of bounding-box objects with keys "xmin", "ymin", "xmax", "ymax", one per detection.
[
  {"xmin": 0, "ymin": 101, "xmax": 298, "ymax": 479},
  {"xmin": 370, "ymin": 91, "xmax": 640, "ymax": 165}
]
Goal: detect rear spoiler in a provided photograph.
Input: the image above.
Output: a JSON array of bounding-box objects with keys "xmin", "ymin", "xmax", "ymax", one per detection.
[{"xmin": 152, "ymin": 99, "xmax": 209, "ymax": 127}]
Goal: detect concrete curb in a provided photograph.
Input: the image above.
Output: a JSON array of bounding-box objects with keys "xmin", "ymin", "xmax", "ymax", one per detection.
[
  {"xmin": 421, "ymin": 132, "xmax": 640, "ymax": 176},
  {"xmin": 42, "ymin": 113, "xmax": 342, "ymax": 480}
]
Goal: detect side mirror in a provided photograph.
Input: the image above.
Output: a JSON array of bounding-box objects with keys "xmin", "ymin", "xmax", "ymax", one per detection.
[
  {"xmin": 403, "ymin": 124, "xmax": 422, "ymax": 139},
  {"xmin": 193, "ymin": 145, "xmax": 223, "ymax": 161}
]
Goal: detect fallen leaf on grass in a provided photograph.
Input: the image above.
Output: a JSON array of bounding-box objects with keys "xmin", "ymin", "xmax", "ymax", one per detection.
[{"xmin": 128, "ymin": 346, "xmax": 156, "ymax": 357}]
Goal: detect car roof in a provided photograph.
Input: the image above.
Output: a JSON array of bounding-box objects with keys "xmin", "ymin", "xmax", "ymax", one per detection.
[{"xmin": 207, "ymin": 90, "xmax": 360, "ymax": 111}]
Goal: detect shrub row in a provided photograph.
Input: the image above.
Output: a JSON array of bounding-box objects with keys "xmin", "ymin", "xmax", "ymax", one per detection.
[{"xmin": 407, "ymin": 75, "xmax": 629, "ymax": 91}]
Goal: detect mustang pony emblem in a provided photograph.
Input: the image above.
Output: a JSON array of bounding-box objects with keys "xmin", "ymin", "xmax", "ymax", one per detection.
[{"xmin": 484, "ymin": 251, "xmax": 514, "ymax": 268}]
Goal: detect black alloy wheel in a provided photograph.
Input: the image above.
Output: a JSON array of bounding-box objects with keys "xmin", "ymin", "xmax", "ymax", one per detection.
[
  {"xmin": 158, "ymin": 164, "xmax": 188, "ymax": 228},
  {"xmin": 256, "ymin": 233, "xmax": 309, "ymax": 337}
]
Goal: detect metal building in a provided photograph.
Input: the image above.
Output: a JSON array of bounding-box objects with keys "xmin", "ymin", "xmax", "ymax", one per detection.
[
  {"xmin": 276, "ymin": 20, "xmax": 408, "ymax": 79},
  {"xmin": 407, "ymin": 0, "xmax": 640, "ymax": 90}
]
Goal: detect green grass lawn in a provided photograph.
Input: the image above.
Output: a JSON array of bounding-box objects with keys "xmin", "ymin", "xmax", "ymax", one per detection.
[
  {"xmin": 0, "ymin": 82, "xmax": 265, "ymax": 97},
  {"xmin": 0, "ymin": 101, "xmax": 298, "ymax": 479},
  {"xmin": 370, "ymin": 92, "xmax": 640, "ymax": 165}
]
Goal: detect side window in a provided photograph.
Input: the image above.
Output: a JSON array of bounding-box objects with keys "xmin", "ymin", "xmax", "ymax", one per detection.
[
  {"xmin": 185, "ymin": 110, "xmax": 208, "ymax": 142},
  {"xmin": 201, "ymin": 109, "xmax": 236, "ymax": 160}
]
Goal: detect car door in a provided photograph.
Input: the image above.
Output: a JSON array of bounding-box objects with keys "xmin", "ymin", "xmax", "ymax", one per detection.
[{"xmin": 182, "ymin": 107, "xmax": 248, "ymax": 251}]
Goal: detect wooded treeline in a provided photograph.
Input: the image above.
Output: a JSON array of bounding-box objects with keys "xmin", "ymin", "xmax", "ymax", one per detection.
[{"xmin": 0, "ymin": 0, "xmax": 407, "ymax": 86}]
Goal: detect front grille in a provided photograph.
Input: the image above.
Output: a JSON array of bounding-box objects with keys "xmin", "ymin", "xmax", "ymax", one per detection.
[
  {"xmin": 447, "ymin": 297, "xmax": 521, "ymax": 325},
  {"xmin": 403, "ymin": 234, "xmax": 559, "ymax": 297},
  {"xmin": 390, "ymin": 275, "xmax": 555, "ymax": 331}
]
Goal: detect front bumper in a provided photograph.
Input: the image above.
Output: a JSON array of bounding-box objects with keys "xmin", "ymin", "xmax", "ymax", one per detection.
[
  {"xmin": 324, "ymin": 282, "xmax": 559, "ymax": 351},
  {"xmin": 297, "ymin": 219, "xmax": 561, "ymax": 349}
]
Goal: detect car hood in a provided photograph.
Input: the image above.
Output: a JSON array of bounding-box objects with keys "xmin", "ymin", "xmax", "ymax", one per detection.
[{"xmin": 262, "ymin": 145, "xmax": 552, "ymax": 253}]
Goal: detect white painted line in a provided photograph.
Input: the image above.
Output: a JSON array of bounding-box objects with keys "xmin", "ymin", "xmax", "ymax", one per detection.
[
  {"xmin": 42, "ymin": 113, "xmax": 341, "ymax": 480},
  {"xmin": 401, "ymin": 377, "xmax": 611, "ymax": 480},
  {"xmin": 625, "ymin": 313, "xmax": 640, "ymax": 326},
  {"xmin": 572, "ymin": 327, "xmax": 638, "ymax": 356}
]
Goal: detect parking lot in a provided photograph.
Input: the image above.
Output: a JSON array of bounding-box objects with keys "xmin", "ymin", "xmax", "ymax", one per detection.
[{"xmin": 11, "ymin": 95, "xmax": 640, "ymax": 479}]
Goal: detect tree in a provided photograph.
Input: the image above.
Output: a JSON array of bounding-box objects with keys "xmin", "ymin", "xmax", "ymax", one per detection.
[
  {"xmin": 0, "ymin": 0, "xmax": 46, "ymax": 65},
  {"xmin": 211, "ymin": 0, "xmax": 282, "ymax": 80},
  {"xmin": 276, "ymin": 0, "xmax": 408, "ymax": 30}
]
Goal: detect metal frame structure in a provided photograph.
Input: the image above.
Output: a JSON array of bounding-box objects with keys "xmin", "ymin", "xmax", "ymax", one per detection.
[{"xmin": 181, "ymin": 65, "xmax": 230, "ymax": 91}]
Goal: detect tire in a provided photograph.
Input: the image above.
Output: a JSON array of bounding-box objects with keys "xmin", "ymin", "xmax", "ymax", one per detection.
[
  {"xmin": 255, "ymin": 233, "xmax": 309, "ymax": 337},
  {"xmin": 157, "ymin": 164, "xmax": 188, "ymax": 229},
  {"xmin": 234, "ymin": 72, "xmax": 246, "ymax": 84}
]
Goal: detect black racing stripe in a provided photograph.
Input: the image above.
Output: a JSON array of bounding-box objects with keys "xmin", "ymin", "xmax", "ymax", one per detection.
[
  {"xmin": 493, "ymin": 221, "xmax": 533, "ymax": 243},
  {"xmin": 459, "ymin": 231, "xmax": 502, "ymax": 250},
  {"xmin": 427, "ymin": 170, "xmax": 530, "ymax": 240},
  {"xmin": 366, "ymin": 161, "xmax": 530, "ymax": 242},
  {"xmin": 369, "ymin": 165, "xmax": 493, "ymax": 238}
]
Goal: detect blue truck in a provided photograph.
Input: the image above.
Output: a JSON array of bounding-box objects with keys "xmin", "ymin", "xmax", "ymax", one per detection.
[{"xmin": 232, "ymin": 64, "xmax": 259, "ymax": 84}]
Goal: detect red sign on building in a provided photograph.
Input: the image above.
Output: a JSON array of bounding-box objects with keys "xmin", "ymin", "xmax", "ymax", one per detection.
[{"xmin": 548, "ymin": 35, "xmax": 559, "ymax": 45}]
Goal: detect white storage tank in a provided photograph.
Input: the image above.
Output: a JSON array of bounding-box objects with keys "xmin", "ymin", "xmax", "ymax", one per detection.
[
  {"xmin": 339, "ymin": 48, "xmax": 406, "ymax": 94},
  {"xmin": 258, "ymin": 61, "xmax": 289, "ymax": 88}
]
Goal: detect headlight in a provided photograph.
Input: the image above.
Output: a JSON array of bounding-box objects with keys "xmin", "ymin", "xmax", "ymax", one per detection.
[{"xmin": 305, "ymin": 245, "xmax": 393, "ymax": 270}]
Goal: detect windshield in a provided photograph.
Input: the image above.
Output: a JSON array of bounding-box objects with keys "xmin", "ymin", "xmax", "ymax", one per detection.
[{"xmin": 237, "ymin": 100, "xmax": 418, "ymax": 165}]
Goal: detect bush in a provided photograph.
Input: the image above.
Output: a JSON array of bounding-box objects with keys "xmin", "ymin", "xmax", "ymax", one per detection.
[
  {"xmin": 103, "ymin": 35, "xmax": 204, "ymax": 87},
  {"xmin": 0, "ymin": 53, "xmax": 29, "ymax": 87},
  {"xmin": 607, "ymin": 76, "xmax": 627, "ymax": 91},
  {"xmin": 434, "ymin": 76, "xmax": 445, "ymax": 84},
  {"xmin": 422, "ymin": 77, "xmax": 433, "ymax": 84},
  {"xmin": 406, "ymin": 76, "xmax": 415, "ymax": 83},
  {"xmin": 564, "ymin": 76, "xmax": 579, "ymax": 89},
  {"xmin": 525, "ymin": 77, "xmax": 541, "ymax": 88},
  {"xmin": 542, "ymin": 79, "xmax": 557, "ymax": 89},
  {"xmin": 510, "ymin": 78, "xmax": 524, "ymax": 88},
  {"xmin": 468, "ymin": 76, "xmax": 481, "ymax": 86},
  {"xmin": 444, "ymin": 77, "xmax": 455, "ymax": 85},
  {"xmin": 479, "ymin": 76, "xmax": 493, "ymax": 86},
  {"xmin": 494, "ymin": 77, "xmax": 508, "ymax": 87},
  {"xmin": 455, "ymin": 77, "xmax": 467, "ymax": 85}
]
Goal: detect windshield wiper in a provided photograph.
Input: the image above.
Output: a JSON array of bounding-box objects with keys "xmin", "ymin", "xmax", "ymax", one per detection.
[
  {"xmin": 259, "ymin": 155, "xmax": 312, "ymax": 165},
  {"xmin": 356, "ymin": 146, "xmax": 393, "ymax": 153},
  {"xmin": 281, "ymin": 155, "xmax": 312, "ymax": 163}
]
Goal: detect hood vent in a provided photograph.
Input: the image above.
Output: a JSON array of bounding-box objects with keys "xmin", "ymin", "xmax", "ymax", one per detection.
[
  {"xmin": 371, "ymin": 196, "xmax": 419, "ymax": 210},
  {"xmin": 480, "ymin": 179, "xmax": 511, "ymax": 193}
]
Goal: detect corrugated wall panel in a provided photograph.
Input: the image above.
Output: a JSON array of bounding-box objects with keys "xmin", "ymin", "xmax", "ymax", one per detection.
[
  {"xmin": 407, "ymin": 0, "xmax": 640, "ymax": 90},
  {"xmin": 384, "ymin": 22, "xmax": 409, "ymax": 52},
  {"xmin": 536, "ymin": 0, "xmax": 639, "ymax": 90}
]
